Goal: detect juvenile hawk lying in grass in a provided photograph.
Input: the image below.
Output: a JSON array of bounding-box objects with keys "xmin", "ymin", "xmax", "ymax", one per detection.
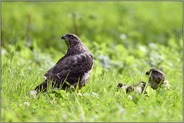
[
  {"xmin": 117, "ymin": 68, "xmax": 169, "ymax": 95},
  {"xmin": 31, "ymin": 33, "xmax": 93, "ymax": 95}
]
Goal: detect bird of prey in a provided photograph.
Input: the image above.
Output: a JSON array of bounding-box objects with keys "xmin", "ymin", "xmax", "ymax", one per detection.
[
  {"xmin": 116, "ymin": 68, "xmax": 169, "ymax": 98},
  {"xmin": 146, "ymin": 68, "xmax": 166, "ymax": 90},
  {"xmin": 32, "ymin": 33, "xmax": 93, "ymax": 94}
]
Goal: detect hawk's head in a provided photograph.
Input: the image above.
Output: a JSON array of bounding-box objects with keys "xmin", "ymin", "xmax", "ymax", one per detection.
[
  {"xmin": 61, "ymin": 33, "xmax": 82, "ymax": 47},
  {"xmin": 146, "ymin": 68, "xmax": 165, "ymax": 90}
]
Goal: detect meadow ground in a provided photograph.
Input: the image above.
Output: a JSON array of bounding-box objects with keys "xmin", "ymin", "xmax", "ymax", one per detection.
[{"xmin": 1, "ymin": 2, "xmax": 183, "ymax": 122}]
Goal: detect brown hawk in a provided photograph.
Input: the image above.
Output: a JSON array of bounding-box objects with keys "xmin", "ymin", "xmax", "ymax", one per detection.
[{"xmin": 32, "ymin": 33, "xmax": 93, "ymax": 94}]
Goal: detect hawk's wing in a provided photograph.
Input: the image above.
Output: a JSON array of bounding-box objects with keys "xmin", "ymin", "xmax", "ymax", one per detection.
[{"xmin": 44, "ymin": 53, "xmax": 93, "ymax": 83}]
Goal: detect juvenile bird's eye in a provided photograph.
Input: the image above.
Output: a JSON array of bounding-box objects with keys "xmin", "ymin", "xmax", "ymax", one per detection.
[
  {"xmin": 68, "ymin": 35, "xmax": 74, "ymax": 39},
  {"xmin": 153, "ymin": 71, "xmax": 158, "ymax": 75}
]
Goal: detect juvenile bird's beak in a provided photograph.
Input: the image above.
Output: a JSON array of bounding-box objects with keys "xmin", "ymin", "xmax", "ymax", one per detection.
[
  {"xmin": 146, "ymin": 71, "xmax": 150, "ymax": 75},
  {"xmin": 61, "ymin": 35, "xmax": 66, "ymax": 40}
]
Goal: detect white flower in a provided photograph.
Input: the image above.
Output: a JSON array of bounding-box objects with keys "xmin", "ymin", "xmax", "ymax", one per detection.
[
  {"xmin": 29, "ymin": 90, "xmax": 37, "ymax": 98},
  {"xmin": 24, "ymin": 102, "xmax": 30, "ymax": 106},
  {"xmin": 118, "ymin": 105, "xmax": 126, "ymax": 115},
  {"xmin": 149, "ymin": 42, "xmax": 157, "ymax": 49},
  {"xmin": 163, "ymin": 80, "xmax": 169, "ymax": 84},
  {"xmin": 65, "ymin": 93, "xmax": 69, "ymax": 97},
  {"xmin": 120, "ymin": 34, "xmax": 127, "ymax": 40},
  {"xmin": 91, "ymin": 92, "xmax": 98, "ymax": 96},
  {"xmin": 165, "ymin": 83, "xmax": 170, "ymax": 88},
  {"xmin": 77, "ymin": 93, "xmax": 83, "ymax": 97},
  {"xmin": 163, "ymin": 80, "xmax": 170, "ymax": 90},
  {"xmin": 134, "ymin": 87, "xmax": 142, "ymax": 94},
  {"xmin": 128, "ymin": 95, "xmax": 133, "ymax": 101},
  {"xmin": 139, "ymin": 45, "xmax": 147, "ymax": 53}
]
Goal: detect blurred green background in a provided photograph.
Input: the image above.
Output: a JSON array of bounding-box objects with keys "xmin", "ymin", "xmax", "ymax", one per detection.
[
  {"xmin": 2, "ymin": 2, "xmax": 182, "ymax": 48},
  {"xmin": 2, "ymin": 2, "xmax": 182, "ymax": 63},
  {"xmin": 2, "ymin": 2, "xmax": 182, "ymax": 72}
]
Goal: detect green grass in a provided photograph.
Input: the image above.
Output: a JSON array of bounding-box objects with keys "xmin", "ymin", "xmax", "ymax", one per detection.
[
  {"xmin": 2, "ymin": 42, "xmax": 182, "ymax": 122},
  {"xmin": 1, "ymin": 1, "xmax": 183, "ymax": 122}
]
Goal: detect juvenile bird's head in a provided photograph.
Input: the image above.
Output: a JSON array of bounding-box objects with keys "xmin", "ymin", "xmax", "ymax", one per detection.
[
  {"xmin": 146, "ymin": 68, "xmax": 165, "ymax": 90},
  {"xmin": 61, "ymin": 33, "xmax": 82, "ymax": 47}
]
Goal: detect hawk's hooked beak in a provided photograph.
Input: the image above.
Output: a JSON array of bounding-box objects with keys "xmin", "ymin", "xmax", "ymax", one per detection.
[{"xmin": 61, "ymin": 35, "xmax": 69, "ymax": 47}]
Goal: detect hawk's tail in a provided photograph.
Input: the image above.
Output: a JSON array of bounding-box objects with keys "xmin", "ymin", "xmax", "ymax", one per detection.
[
  {"xmin": 34, "ymin": 79, "xmax": 49, "ymax": 93},
  {"xmin": 33, "ymin": 79, "xmax": 63, "ymax": 94},
  {"xmin": 29, "ymin": 80, "xmax": 49, "ymax": 97}
]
